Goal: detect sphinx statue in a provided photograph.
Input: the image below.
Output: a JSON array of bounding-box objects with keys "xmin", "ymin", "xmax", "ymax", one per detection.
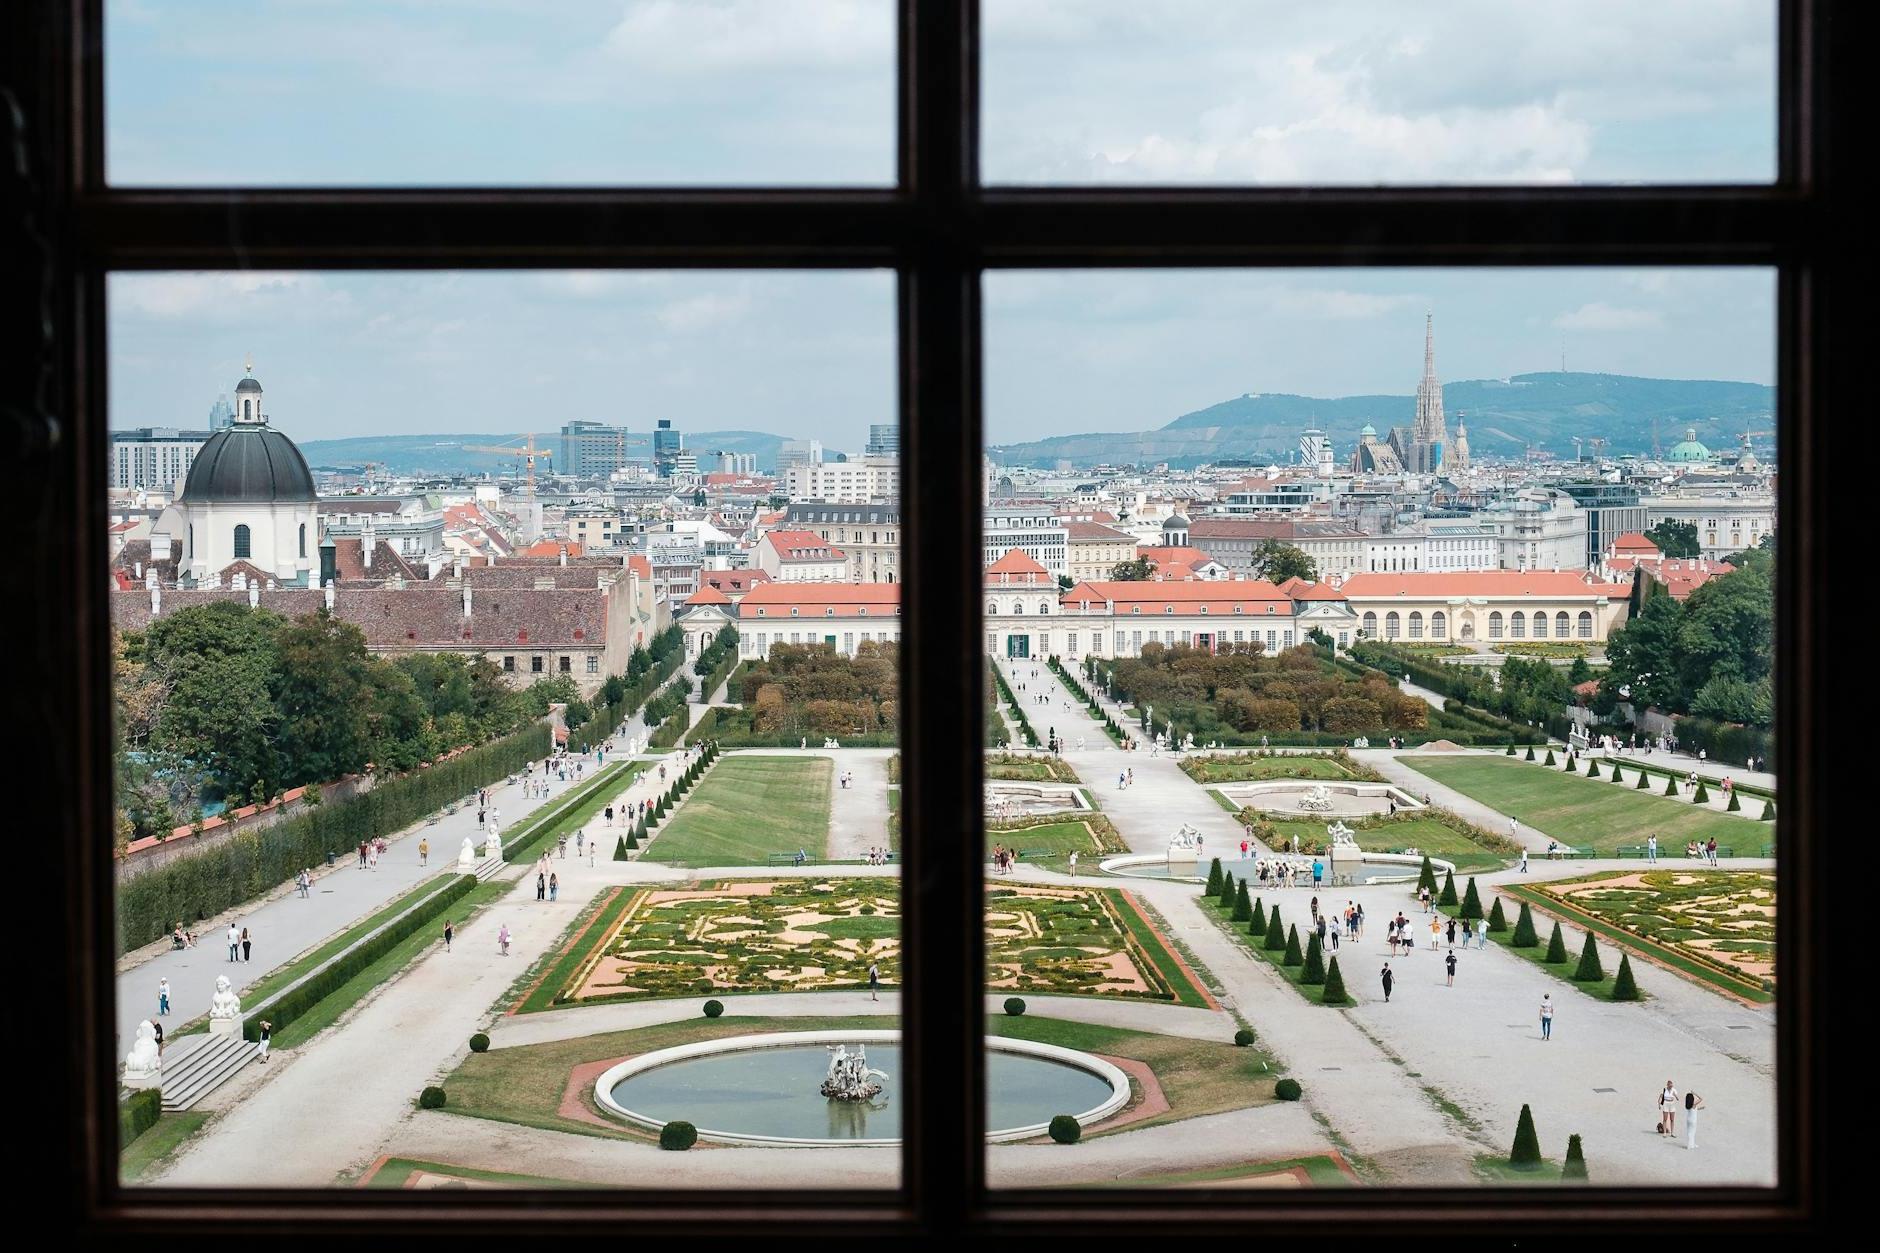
[
  {"xmin": 459, "ymin": 835, "xmax": 478, "ymax": 869},
  {"xmin": 208, "ymin": 975, "xmax": 243, "ymax": 1036},
  {"xmin": 123, "ymin": 1019, "xmax": 162, "ymax": 1087}
]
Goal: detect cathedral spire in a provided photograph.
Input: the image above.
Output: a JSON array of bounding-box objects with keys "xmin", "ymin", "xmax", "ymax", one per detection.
[{"xmin": 1411, "ymin": 312, "xmax": 1449, "ymax": 473}]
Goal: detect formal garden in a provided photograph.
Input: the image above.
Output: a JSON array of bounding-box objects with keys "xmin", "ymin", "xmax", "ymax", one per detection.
[
  {"xmin": 638, "ymin": 754, "xmax": 833, "ymax": 865},
  {"xmin": 1513, "ymin": 869, "xmax": 1776, "ymax": 1002},
  {"xmin": 688, "ymin": 642, "xmax": 897, "ymax": 747},
  {"xmin": 985, "ymin": 751, "xmax": 1083, "ymax": 782},
  {"xmin": 1394, "ymin": 753, "xmax": 1767, "ymax": 856},
  {"xmin": 527, "ymin": 877, "xmax": 1207, "ymax": 1008},
  {"xmin": 1180, "ymin": 749, "xmax": 1383, "ymax": 785},
  {"xmin": 1237, "ymin": 808, "xmax": 1519, "ymax": 872}
]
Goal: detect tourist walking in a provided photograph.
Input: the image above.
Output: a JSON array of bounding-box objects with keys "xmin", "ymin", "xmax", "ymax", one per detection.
[
  {"xmin": 443, "ymin": 919, "xmax": 454, "ymax": 952},
  {"xmin": 1379, "ymin": 963, "xmax": 1394, "ymax": 1002},
  {"xmin": 158, "ymin": 977, "xmax": 170, "ymax": 1018},
  {"xmin": 1510, "ymin": 817, "xmax": 1520, "ymax": 842},
  {"xmin": 1445, "ymin": 918, "xmax": 1456, "ymax": 948},
  {"xmin": 1685, "ymin": 1091, "xmax": 1704, "ymax": 1149},
  {"xmin": 1476, "ymin": 919, "xmax": 1488, "ymax": 950},
  {"xmin": 1419, "ymin": 884, "xmax": 1431, "ymax": 914},
  {"xmin": 1648, "ymin": 833, "xmax": 1658, "ymax": 863},
  {"xmin": 1540, "ymin": 994, "xmax": 1554, "ymax": 1040},
  {"xmin": 868, "ymin": 960, "xmax": 881, "ymax": 1002},
  {"xmin": 1068, "ymin": 851, "xmax": 1079, "ymax": 878},
  {"xmin": 1519, "ymin": 849, "xmax": 1529, "ymax": 874},
  {"xmin": 256, "ymin": 1020, "xmax": 271, "ymax": 1064},
  {"xmin": 1707, "ymin": 837, "xmax": 1719, "ymax": 867},
  {"xmin": 497, "ymin": 923, "xmax": 511, "ymax": 957},
  {"xmin": 227, "ymin": 923, "xmax": 240, "ymax": 963},
  {"xmin": 549, "ymin": 873, "xmax": 559, "ymax": 902},
  {"xmin": 1659, "ymin": 1080, "xmax": 1680, "ymax": 1136},
  {"xmin": 1445, "ymin": 950, "xmax": 1457, "ymax": 986},
  {"xmin": 241, "ymin": 927, "xmax": 252, "ymax": 962},
  {"xmin": 537, "ymin": 872, "xmax": 547, "ymax": 901}
]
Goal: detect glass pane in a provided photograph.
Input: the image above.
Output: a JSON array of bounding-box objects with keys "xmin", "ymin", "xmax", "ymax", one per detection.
[
  {"xmin": 106, "ymin": 0, "xmax": 895, "ymax": 186},
  {"xmin": 107, "ymin": 270, "xmax": 902, "ymax": 1188},
  {"xmin": 983, "ymin": 268, "xmax": 1776, "ymax": 1188},
  {"xmin": 983, "ymin": 1, "xmax": 1776, "ymax": 185}
]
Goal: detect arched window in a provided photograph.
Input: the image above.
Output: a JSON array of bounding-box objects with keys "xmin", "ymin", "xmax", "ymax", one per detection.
[
  {"xmin": 1532, "ymin": 612, "xmax": 1548, "ymax": 638},
  {"xmin": 1385, "ymin": 611, "xmax": 1401, "ymax": 639},
  {"xmin": 1578, "ymin": 610, "xmax": 1594, "ymax": 638},
  {"xmin": 1408, "ymin": 611, "xmax": 1424, "ymax": 639},
  {"xmin": 1555, "ymin": 611, "xmax": 1571, "ymax": 636},
  {"xmin": 298, "ymin": 523, "xmax": 306, "ymax": 558},
  {"xmin": 1430, "ymin": 610, "xmax": 1446, "ymax": 638},
  {"xmin": 187, "ymin": 524, "xmax": 193, "ymax": 557},
  {"xmin": 987, "ymin": 602, "xmax": 998, "ymax": 616},
  {"xmin": 1037, "ymin": 603, "xmax": 1050, "ymax": 615},
  {"xmin": 242, "ymin": 398, "xmax": 252, "ymax": 420},
  {"xmin": 233, "ymin": 524, "xmax": 251, "ymax": 559},
  {"xmin": 1361, "ymin": 611, "xmax": 1377, "ymax": 637},
  {"xmin": 1510, "ymin": 611, "xmax": 1526, "ymax": 638},
  {"xmin": 1488, "ymin": 611, "xmax": 1504, "ymax": 639}
]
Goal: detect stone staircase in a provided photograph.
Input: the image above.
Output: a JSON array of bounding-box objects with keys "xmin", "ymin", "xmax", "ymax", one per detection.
[
  {"xmin": 157, "ymin": 1031, "xmax": 256, "ymax": 1112},
  {"xmin": 472, "ymin": 854, "xmax": 506, "ymax": 883}
]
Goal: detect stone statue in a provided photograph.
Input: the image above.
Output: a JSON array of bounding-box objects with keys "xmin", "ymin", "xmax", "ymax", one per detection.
[
  {"xmin": 208, "ymin": 975, "xmax": 242, "ymax": 1036},
  {"xmin": 482, "ymin": 825, "xmax": 501, "ymax": 858},
  {"xmin": 458, "ymin": 835, "xmax": 478, "ymax": 869},
  {"xmin": 1297, "ymin": 784, "xmax": 1335, "ymax": 812},
  {"xmin": 821, "ymin": 1043, "xmax": 889, "ymax": 1102},
  {"xmin": 1326, "ymin": 820, "xmax": 1358, "ymax": 846},
  {"xmin": 1167, "ymin": 823, "xmax": 1203, "ymax": 851},
  {"xmin": 123, "ymin": 1019, "xmax": 161, "ymax": 1087}
]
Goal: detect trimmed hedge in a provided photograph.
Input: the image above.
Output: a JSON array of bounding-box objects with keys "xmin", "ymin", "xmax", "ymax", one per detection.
[
  {"xmin": 1487, "ymin": 897, "xmax": 1508, "ymax": 934},
  {"xmin": 703, "ymin": 999, "xmax": 725, "ymax": 1018},
  {"xmin": 1321, "ymin": 955, "xmax": 1348, "ymax": 1004},
  {"xmin": 1544, "ymin": 922, "xmax": 1569, "ymax": 964},
  {"xmin": 1048, "ymin": 1114, "xmax": 1083, "ymax": 1145},
  {"xmin": 120, "ymin": 1087, "xmax": 161, "ymax": 1147},
  {"xmin": 1511, "ymin": 901, "xmax": 1538, "ymax": 947},
  {"xmin": 1004, "ymin": 997, "xmax": 1027, "ymax": 1017},
  {"xmin": 1234, "ymin": 1028, "xmax": 1256, "ymax": 1047},
  {"xmin": 241, "ymin": 873, "xmax": 478, "ymax": 1042},
  {"xmin": 468, "ymin": 1032, "xmax": 490, "ymax": 1053},
  {"xmin": 419, "ymin": 1086, "xmax": 448, "ymax": 1110},
  {"xmin": 117, "ymin": 723, "xmax": 550, "ymax": 955},
  {"xmin": 501, "ymin": 762, "xmax": 631, "ymax": 862},
  {"xmin": 660, "ymin": 1121, "xmax": 698, "ymax": 1151},
  {"xmin": 1573, "ymin": 932, "xmax": 1605, "ymax": 982},
  {"xmin": 1611, "ymin": 954, "xmax": 1641, "ymax": 1001},
  {"xmin": 566, "ymin": 625, "xmax": 684, "ymax": 753},
  {"xmin": 1509, "ymin": 1104, "xmax": 1543, "ymax": 1169},
  {"xmin": 1562, "ymin": 1133, "xmax": 1589, "ymax": 1181},
  {"xmin": 1274, "ymin": 1078, "xmax": 1303, "ymax": 1101}
]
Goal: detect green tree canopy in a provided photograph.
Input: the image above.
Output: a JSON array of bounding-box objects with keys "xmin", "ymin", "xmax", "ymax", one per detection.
[
  {"xmin": 1249, "ymin": 539, "xmax": 1317, "ymax": 583},
  {"xmin": 1643, "ymin": 519, "xmax": 1700, "ymax": 558}
]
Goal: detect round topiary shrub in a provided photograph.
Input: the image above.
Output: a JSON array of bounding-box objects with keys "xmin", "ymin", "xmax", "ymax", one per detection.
[
  {"xmin": 1274, "ymin": 1078, "xmax": 1303, "ymax": 1101},
  {"xmin": 660, "ymin": 1120, "xmax": 698, "ymax": 1151},
  {"xmin": 1004, "ymin": 997, "xmax": 1027, "ymax": 1016},
  {"xmin": 1234, "ymin": 1028, "xmax": 1256, "ymax": 1047},
  {"xmin": 468, "ymin": 1033, "xmax": 490, "ymax": 1053},
  {"xmin": 703, "ymin": 999, "xmax": 725, "ymax": 1018},
  {"xmin": 419, "ymin": 1086, "xmax": 448, "ymax": 1110},
  {"xmin": 1048, "ymin": 1114, "xmax": 1082, "ymax": 1144}
]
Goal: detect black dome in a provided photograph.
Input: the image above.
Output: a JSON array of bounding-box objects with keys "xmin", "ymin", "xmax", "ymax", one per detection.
[
  {"xmin": 181, "ymin": 422, "xmax": 316, "ymax": 503},
  {"xmin": 235, "ymin": 376, "xmax": 263, "ymax": 393}
]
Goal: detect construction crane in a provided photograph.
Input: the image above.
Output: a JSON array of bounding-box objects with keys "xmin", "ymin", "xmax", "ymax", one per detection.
[
  {"xmin": 1587, "ymin": 437, "xmax": 1607, "ymax": 461},
  {"xmin": 462, "ymin": 434, "xmax": 552, "ymax": 496},
  {"xmin": 1571, "ymin": 436, "xmax": 1585, "ymax": 462}
]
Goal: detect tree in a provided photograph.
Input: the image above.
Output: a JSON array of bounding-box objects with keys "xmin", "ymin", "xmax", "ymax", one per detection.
[
  {"xmin": 1321, "ymin": 956, "xmax": 1349, "ymax": 1004},
  {"xmin": 1567, "ymin": 656, "xmax": 1594, "ymax": 686},
  {"xmin": 1249, "ymin": 897, "xmax": 1267, "ymax": 935},
  {"xmin": 1664, "ymin": 774, "xmax": 1679, "ymax": 796},
  {"xmin": 1283, "ymin": 924, "xmax": 1304, "ymax": 967},
  {"xmin": 1525, "ymin": 745, "xmax": 1536, "ymax": 761},
  {"xmin": 1511, "ymin": 901, "xmax": 1538, "ymax": 947},
  {"xmin": 1249, "ymin": 539, "xmax": 1317, "ymax": 584},
  {"xmin": 1609, "ymin": 765, "xmax": 1623, "ymax": 785},
  {"xmin": 1508, "ymin": 1104, "xmax": 1543, "ymax": 1169},
  {"xmin": 1692, "ymin": 675, "xmax": 1760, "ymax": 724},
  {"xmin": 1692, "ymin": 781, "xmax": 1710, "ymax": 804},
  {"xmin": 1233, "ymin": 880, "xmax": 1252, "ymax": 921},
  {"xmin": 1109, "ymin": 556, "xmax": 1155, "ymax": 581},
  {"xmin": 1487, "ymin": 897, "xmax": 1508, "ymax": 933},
  {"xmin": 1562, "ymin": 1133, "xmax": 1588, "ymax": 1181},
  {"xmin": 1301, "ymin": 932, "xmax": 1326, "ymax": 984},
  {"xmin": 1611, "ymin": 953, "xmax": 1641, "ymax": 1001},
  {"xmin": 1572, "ymin": 932, "xmax": 1605, "ymax": 981},
  {"xmin": 1544, "ymin": 922, "xmax": 1569, "ymax": 964},
  {"xmin": 1636, "ymin": 769, "xmax": 1650, "ymax": 789},
  {"xmin": 1264, "ymin": 907, "xmax": 1287, "ymax": 952},
  {"xmin": 1417, "ymin": 856, "xmax": 1438, "ymax": 896},
  {"xmin": 1644, "ymin": 519, "xmax": 1700, "ymax": 558},
  {"xmin": 1586, "ymin": 758, "xmax": 1600, "ymax": 778},
  {"xmin": 1438, "ymin": 869, "xmax": 1458, "ymax": 907},
  {"xmin": 1676, "ymin": 566, "xmax": 1774, "ymax": 708},
  {"xmin": 1218, "ymin": 870, "xmax": 1237, "ymax": 910},
  {"xmin": 1460, "ymin": 878, "xmax": 1484, "ymax": 921},
  {"xmin": 1602, "ymin": 594, "xmax": 1685, "ymax": 712},
  {"xmin": 1205, "ymin": 857, "xmax": 1223, "ymax": 898}
]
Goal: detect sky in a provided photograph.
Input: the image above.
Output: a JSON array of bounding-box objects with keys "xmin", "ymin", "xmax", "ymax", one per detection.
[{"xmin": 103, "ymin": 2, "xmax": 1778, "ymax": 447}]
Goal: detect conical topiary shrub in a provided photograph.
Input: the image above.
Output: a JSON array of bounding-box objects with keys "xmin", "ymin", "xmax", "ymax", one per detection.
[
  {"xmin": 1487, "ymin": 897, "xmax": 1508, "ymax": 933},
  {"xmin": 1587, "ymin": 759, "xmax": 1600, "ymax": 778},
  {"xmin": 1608, "ymin": 765, "xmax": 1621, "ymax": 785},
  {"xmin": 1301, "ymin": 932, "xmax": 1326, "ymax": 984},
  {"xmin": 1544, "ymin": 921, "xmax": 1569, "ymax": 964},
  {"xmin": 1219, "ymin": 871, "xmax": 1238, "ymax": 910},
  {"xmin": 1693, "ymin": 782, "xmax": 1711, "ymax": 804},
  {"xmin": 1561, "ymin": 1133, "xmax": 1588, "ymax": 1181},
  {"xmin": 613, "ymin": 835, "xmax": 629, "ymax": 861},
  {"xmin": 1610, "ymin": 953, "xmax": 1641, "ymax": 1001},
  {"xmin": 1233, "ymin": 880, "xmax": 1252, "ymax": 921},
  {"xmin": 1509, "ymin": 1103, "xmax": 1543, "ymax": 1170},
  {"xmin": 1505, "ymin": 743, "xmax": 1516, "ymax": 755},
  {"xmin": 1438, "ymin": 869, "xmax": 1458, "ymax": 907},
  {"xmin": 1762, "ymin": 799, "xmax": 1775, "ymax": 820},
  {"xmin": 1417, "ymin": 855, "xmax": 1438, "ymax": 896},
  {"xmin": 1637, "ymin": 769, "xmax": 1650, "ymax": 789},
  {"xmin": 1250, "ymin": 897, "xmax": 1267, "ymax": 935},
  {"xmin": 1726, "ymin": 790, "xmax": 1741, "ymax": 812},
  {"xmin": 1205, "ymin": 857, "xmax": 1224, "ymax": 898},
  {"xmin": 1511, "ymin": 900, "xmax": 1538, "ymax": 947},
  {"xmin": 1544, "ymin": 749, "xmax": 1556, "ymax": 766},
  {"xmin": 1573, "ymin": 931, "xmax": 1604, "ymax": 981},
  {"xmin": 1526, "ymin": 745, "xmax": 1537, "ymax": 761},
  {"xmin": 1283, "ymin": 924, "xmax": 1304, "ymax": 967},
  {"xmin": 1264, "ymin": 907, "xmax": 1287, "ymax": 951},
  {"xmin": 1460, "ymin": 877, "xmax": 1484, "ymax": 920},
  {"xmin": 1664, "ymin": 773, "xmax": 1679, "ymax": 796},
  {"xmin": 1321, "ymin": 956, "xmax": 1348, "ymax": 1005}
]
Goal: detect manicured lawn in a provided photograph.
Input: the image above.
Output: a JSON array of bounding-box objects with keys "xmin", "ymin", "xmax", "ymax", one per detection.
[
  {"xmin": 363, "ymin": 1157, "xmax": 588, "ymax": 1189},
  {"xmin": 990, "ymin": 1015, "xmax": 1278, "ymax": 1134},
  {"xmin": 120, "ymin": 1111, "xmax": 209, "ymax": 1183},
  {"xmin": 986, "ymin": 753, "xmax": 1081, "ymax": 783},
  {"xmin": 1394, "ymin": 754, "xmax": 1762, "ymax": 855},
  {"xmin": 1079, "ymin": 1155, "xmax": 1356, "ymax": 1188},
  {"xmin": 990, "ymin": 818, "xmax": 1125, "ymax": 859},
  {"xmin": 644, "ymin": 755, "xmax": 832, "ymax": 864},
  {"xmin": 1474, "ymin": 1153, "xmax": 1566, "ymax": 1183},
  {"xmin": 508, "ymin": 884, "xmax": 641, "ymax": 1014},
  {"xmin": 1109, "ymin": 890, "xmax": 1214, "ymax": 1008},
  {"xmin": 1182, "ymin": 752, "xmax": 1375, "ymax": 784},
  {"xmin": 1261, "ymin": 816, "xmax": 1509, "ymax": 872}
]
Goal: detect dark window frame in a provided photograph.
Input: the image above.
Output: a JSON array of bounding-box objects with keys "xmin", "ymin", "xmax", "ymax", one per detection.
[{"xmin": 6, "ymin": 0, "xmax": 1849, "ymax": 1238}]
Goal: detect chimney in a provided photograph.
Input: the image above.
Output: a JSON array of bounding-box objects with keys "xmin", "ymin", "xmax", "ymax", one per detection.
[
  {"xmin": 134, "ymin": 560, "xmax": 142, "ymax": 578},
  {"xmin": 559, "ymin": 545, "xmax": 568, "ymax": 566},
  {"xmin": 149, "ymin": 584, "xmax": 161, "ymax": 616},
  {"xmin": 248, "ymin": 583, "xmax": 260, "ymax": 608},
  {"xmin": 363, "ymin": 529, "xmax": 374, "ymax": 570},
  {"xmin": 454, "ymin": 558, "xmax": 465, "ymax": 579},
  {"xmin": 323, "ymin": 579, "xmax": 335, "ymax": 611},
  {"xmin": 463, "ymin": 585, "xmax": 473, "ymax": 618},
  {"xmin": 265, "ymin": 578, "xmax": 275, "ymax": 589}
]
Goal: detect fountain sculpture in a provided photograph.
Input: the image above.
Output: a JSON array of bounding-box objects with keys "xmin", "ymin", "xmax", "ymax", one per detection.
[
  {"xmin": 1296, "ymin": 784, "xmax": 1335, "ymax": 812},
  {"xmin": 821, "ymin": 1043, "xmax": 889, "ymax": 1102}
]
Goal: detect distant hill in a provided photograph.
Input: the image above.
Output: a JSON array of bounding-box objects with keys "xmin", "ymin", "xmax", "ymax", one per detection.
[
  {"xmin": 989, "ymin": 372, "xmax": 1775, "ymax": 468},
  {"xmin": 297, "ymin": 430, "xmax": 788, "ymax": 476}
]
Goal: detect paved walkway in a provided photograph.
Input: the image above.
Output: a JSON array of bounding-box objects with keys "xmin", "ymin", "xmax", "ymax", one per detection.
[
  {"xmin": 826, "ymin": 749, "xmax": 895, "ymax": 860},
  {"xmin": 115, "ymin": 750, "xmax": 588, "ymax": 1058}
]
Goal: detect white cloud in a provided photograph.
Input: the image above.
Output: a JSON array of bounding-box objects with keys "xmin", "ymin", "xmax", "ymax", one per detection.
[
  {"xmin": 604, "ymin": 0, "xmax": 892, "ymax": 72},
  {"xmin": 1552, "ymin": 303, "xmax": 1665, "ymax": 331},
  {"xmin": 656, "ymin": 290, "xmax": 755, "ymax": 332},
  {"xmin": 111, "ymin": 272, "xmax": 319, "ymax": 318}
]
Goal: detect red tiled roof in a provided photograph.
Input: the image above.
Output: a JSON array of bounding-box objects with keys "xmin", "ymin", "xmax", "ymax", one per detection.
[
  {"xmin": 516, "ymin": 539, "xmax": 583, "ymax": 559},
  {"xmin": 986, "ymin": 548, "xmax": 1050, "ymax": 577},
  {"xmin": 1610, "ymin": 531, "xmax": 1659, "ymax": 554},
  {"xmin": 331, "ymin": 537, "xmax": 423, "ymax": 584},
  {"xmin": 763, "ymin": 530, "xmax": 846, "ymax": 561},
  {"xmin": 1064, "ymin": 521, "xmax": 1134, "ymax": 541},
  {"xmin": 1141, "ymin": 545, "xmax": 1219, "ymax": 570},
  {"xmin": 1276, "ymin": 577, "xmax": 1347, "ymax": 601},
  {"xmin": 110, "ymin": 585, "xmax": 614, "ymax": 649},
  {"xmin": 738, "ymin": 582, "xmax": 899, "ymax": 619}
]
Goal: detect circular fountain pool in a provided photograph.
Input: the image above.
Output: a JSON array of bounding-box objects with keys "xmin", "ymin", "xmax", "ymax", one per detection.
[{"xmin": 594, "ymin": 1030, "xmax": 1128, "ymax": 1145}]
